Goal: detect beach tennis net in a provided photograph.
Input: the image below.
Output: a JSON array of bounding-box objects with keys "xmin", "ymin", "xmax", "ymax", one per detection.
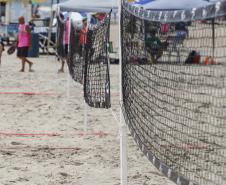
[
  {"xmin": 68, "ymin": 22, "xmax": 84, "ymax": 84},
  {"xmin": 83, "ymin": 13, "xmax": 111, "ymax": 108},
  {"xmin": 121, "ymin": 1, "xmax": 226, "ymax": 185},
  {"xmin": 67, "ymin": 13, "xmax": 111, "ymax": 108}
]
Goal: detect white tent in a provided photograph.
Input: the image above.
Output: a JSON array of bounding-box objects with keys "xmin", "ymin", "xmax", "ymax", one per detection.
[
  {"xmin": 56, "ymin": 0, "xmax": 118, "ymax": 13},
  {"xmin": 137, "ymin": 0, "xmax": 212, "ymax": 10}
]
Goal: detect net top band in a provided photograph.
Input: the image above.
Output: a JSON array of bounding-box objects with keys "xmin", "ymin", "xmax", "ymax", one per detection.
[{"xmin": 123, "ymin": 0, "xmax": 226, "ymax": 22}]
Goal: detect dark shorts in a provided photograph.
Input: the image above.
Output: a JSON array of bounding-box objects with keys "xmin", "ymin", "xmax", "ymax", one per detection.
[
  {"xmin": 17, "ymin": 47, "xmax": 29, "ymax": 57},
  {"xmin": 58, "ymin": 44, "xmax": 68, "ymax": 58},
  {"xmin": 64, "ymin": 44, "xmax": 68, "ymax": 55}
]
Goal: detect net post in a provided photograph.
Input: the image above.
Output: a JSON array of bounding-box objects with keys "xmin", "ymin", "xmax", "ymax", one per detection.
[
  {"xmin": 66, "ymin": 72, "xmax": 71, "ymax": 99},
  {"xmin": 119, "ymin": 0, "xmax": 128, "ymax": 185},
  {"xmin": 84, "ymin": 101, "xmax": 88, "ymax": 132},
  {"xmin": 120, "ymin": 115, "xmax": 128, "ymax": 185},
  {"xmin": 67, "ymin": 13, "xmax": 72, "ymax": 100}
]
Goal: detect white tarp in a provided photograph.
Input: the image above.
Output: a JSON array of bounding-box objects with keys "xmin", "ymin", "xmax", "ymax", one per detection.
[
  {"xmin": 136, "ymin": 0, "xmax": 212, "ymax": 10},
  {"xmin": 56, "ymin": 0, "xmax": 118, "ymax": 13}
]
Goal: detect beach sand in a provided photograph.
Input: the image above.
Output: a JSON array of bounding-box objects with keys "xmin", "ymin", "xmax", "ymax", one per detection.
[{"xmin": 0, "ymin": 43, "xmax": 175, "ymax": 185}]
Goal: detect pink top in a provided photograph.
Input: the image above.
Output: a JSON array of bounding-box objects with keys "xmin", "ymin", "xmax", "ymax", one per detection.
[
  {"xmin": 18, "ymin": 24, "xmax": 30, "ymax": 48},
  {"xmin": 160, "ymin": 23, "xmax": 169, "ymax": 34},
  {"xmin": 64, "ymin": 19, "xmax": 69, "ymax": 45}
]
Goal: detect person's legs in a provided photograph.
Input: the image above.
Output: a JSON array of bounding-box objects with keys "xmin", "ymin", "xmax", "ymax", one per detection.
[
  {"xmin": 18, "ymin": 57, "xmax": 25, "ymax": 72},
  {"xmin": 24, "ymin": 58, "xmax": 34, "ymax": 71},
  {"xmin": 58, "ymin": 59, "xmax": 65, "ymax": 73},
  {"xmin": 23, "ymin": 47, "xmax": 34, "ymax": 72},
  {"xmin": 58, "ymin": 44, "xmax": 68, "ymax": 73},
  {"xmin": 17, "ymin": 47, "xmax": 33, "ymax": 72}
]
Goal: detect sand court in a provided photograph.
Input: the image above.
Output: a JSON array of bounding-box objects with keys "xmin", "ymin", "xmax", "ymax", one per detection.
[{"xmin": 0, "ymin": 50, "xmax": 174, "ymax": 185}]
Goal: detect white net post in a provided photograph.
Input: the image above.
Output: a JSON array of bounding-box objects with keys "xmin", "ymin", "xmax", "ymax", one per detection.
[
  {"xmin": 119, "ymin": 0, "xmax": 128, "ymax": 184},
  {"xmin": 120, "ymin": 115, "xmax": 128, "ymax": 185},
  {"xmin": 84, "ymin": 101, "xmax": 88, "ymax": 132},
  {"xmin": 67, "ymin": 13, "xmax": 72, "ymax": 100}
]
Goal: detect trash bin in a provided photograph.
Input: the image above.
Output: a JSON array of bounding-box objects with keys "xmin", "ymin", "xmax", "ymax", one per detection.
[{"xmin": 28, "ymin": 33, "xmax": 39, "ymax": 57}]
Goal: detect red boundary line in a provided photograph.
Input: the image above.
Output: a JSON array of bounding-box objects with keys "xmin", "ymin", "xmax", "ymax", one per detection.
[
  {"xmin": 0, "ymin": 132, "xmax": 60, "ymax": 137},
  {"xmin": 0, "ymin": 131, "xmax": 110, "ymax": 138},
  {"xmin": 0, "ymin": 91, "xmax": 119, "ymax": 96},
  {"xmin": 0, "ymin": 92, "xmax": 58, "ymax": 96},
  {"xmin": 0, "ymin": 147, "xmax": 82, "ymax": 150}
]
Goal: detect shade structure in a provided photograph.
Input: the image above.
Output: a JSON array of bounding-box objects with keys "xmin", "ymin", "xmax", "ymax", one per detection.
[
  {"xmin": 134, "ymin": 0, "xmax": 212, "ymax": 10},
  {"xmin": 132, "ymin": 0, "xmax": 155, "ymax": 5},
  {"xmin": 56, "ymin": 0, "xmax": 118, "ymax": 13}
]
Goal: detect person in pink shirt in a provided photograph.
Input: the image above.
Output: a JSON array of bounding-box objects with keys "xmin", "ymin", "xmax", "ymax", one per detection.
[
  {"xmin": 17, "ymin": 16, "xmax": 34, "ymax": 72},
  {"xmin": 58, "ymin": 14, "xmax": 69, "ymax": 73}
]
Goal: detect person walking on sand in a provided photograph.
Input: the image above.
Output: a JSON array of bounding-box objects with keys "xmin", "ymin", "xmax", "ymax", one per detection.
[
  {"xmin": 57, "ymin": 13, "xmax": 69, "ymax": 73},
  {"xmin": 17, "ymin": 16, "xmax": 34, "ymax": 72}
]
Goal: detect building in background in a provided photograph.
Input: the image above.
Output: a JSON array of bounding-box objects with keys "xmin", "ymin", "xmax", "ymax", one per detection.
[
  {"xmin": 0, "ymin": 0, "xmax": 32, "ymax": 24},
  {"xmin": 0, "ymin": 0, "xmax": 31, "ymax": 42},
  {"xmin": 0, "ymin": 0, "xmax": 66, "ymax": 24},
  {"xmin": 0, "ymin": 0, "xmax": 66, "ymax": 41}
]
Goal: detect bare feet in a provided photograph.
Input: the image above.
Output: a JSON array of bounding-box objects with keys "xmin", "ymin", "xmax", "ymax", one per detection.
[
  {"xmin": 29, "ymin": 69, "xmax": 35, "ymax": 72},
  {"xmin": 29, "ymin": 62, "xmax": 33, "ymax": 71},
  {"xmin": 58, "ymin": 69, "xmax": 64, "ymax": 73}
]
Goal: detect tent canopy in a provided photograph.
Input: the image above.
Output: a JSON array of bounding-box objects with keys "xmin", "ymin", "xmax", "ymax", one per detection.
[
  {"xmin": 133, "ymin": 0, "xmax": 155, "ymax": 5},
  {"xmin": 133, "ymin": 0, "xmax": 212, "ymax": 10},
  {"xmin": 56, "ymin": 0, "xmax": 118, "ymax": 13}
]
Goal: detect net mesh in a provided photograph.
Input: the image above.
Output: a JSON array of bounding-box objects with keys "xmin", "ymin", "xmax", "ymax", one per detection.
[
  {"xmin": 68, "ymin": 22, "xmax": 84, "ymax": 84},
  {"xmin": 121, "ymin": 1, "xmax": 226, "ymax": 185},
  {"xmin": 84, "ymin": 13, "xmax": 111, "ymax": 108},
  {"xmin": 67, "ymin": 13, "xmax": 111, "ymax": 108}
]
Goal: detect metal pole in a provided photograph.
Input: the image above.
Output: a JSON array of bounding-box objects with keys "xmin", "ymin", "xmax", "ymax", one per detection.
[
  {"xmin": 119, "ymin": 0, "xmax": 128, "ymax": 185},
  {"xmin": 212, "ymin": 19, "xmax": 215, "ymax": 60}
]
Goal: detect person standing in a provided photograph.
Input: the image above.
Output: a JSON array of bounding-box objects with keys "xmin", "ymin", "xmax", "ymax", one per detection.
[
  {"xmin": 57, "ymin": 14, "xmax": 69, "ymax": 73},
  {"xmin": 79, "ymin": 19, "xmax": 88, "ymax": 57},
  {"xmin": 17, "ymin": 16, "xmax": 34, "ymax": 72}
]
